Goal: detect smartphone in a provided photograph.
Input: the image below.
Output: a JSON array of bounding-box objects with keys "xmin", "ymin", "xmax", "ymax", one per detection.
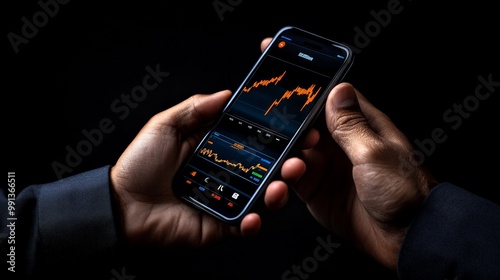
[{"xmin": 172, "ymin": 26, "xmax": 354, "ymax": 224}]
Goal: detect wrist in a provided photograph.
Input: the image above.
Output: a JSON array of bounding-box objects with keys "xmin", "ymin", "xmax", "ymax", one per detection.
[
  {"xmin": 109, "ymin": 166, "xmax": 141, "ymax": 244},
  {"xmin": 365, "ymin": 225, "xmax": 407, "ymax": 270}
]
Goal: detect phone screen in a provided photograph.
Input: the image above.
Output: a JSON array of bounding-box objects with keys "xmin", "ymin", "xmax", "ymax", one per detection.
[{"xmin": 173, "ymin": 26, "xmax": 353, "ymax": 223}]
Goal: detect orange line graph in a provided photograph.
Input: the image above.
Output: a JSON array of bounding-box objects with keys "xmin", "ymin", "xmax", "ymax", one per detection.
[
  {"xmin": 199, "ymin": 148, "xmax": 267, "ymax": 173},
  {"xmin": 242, "ymin": 71, "xmax": 286, "ymax": 92},
  {"xmin": 265, "ymin": 84, "xmax": 321, "ymax": 116},
  {"xmin": 242, "ymin": 71, "xmax": 321, "ymax": 116}
]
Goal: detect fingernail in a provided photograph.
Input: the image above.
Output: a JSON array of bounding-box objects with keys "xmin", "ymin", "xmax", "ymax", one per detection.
[{"xmin": 332, "ymin": 84, "xmax": 356, "ymax": 108}]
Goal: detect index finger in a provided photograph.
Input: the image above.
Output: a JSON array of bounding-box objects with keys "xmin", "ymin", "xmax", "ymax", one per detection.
[{"xmin": 260, "ymin": 37, "xmax": 272, "ymax": 52}]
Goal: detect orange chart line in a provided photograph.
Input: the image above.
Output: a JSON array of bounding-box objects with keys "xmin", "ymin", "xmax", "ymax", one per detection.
[
  {"xmin": 199, "ymin": 148, "xmax": 265, "ymax": 173},
  {"xmin": 242, "ymin": 71, "xmax": 286, "ymax": 92},
  {"xmin": 242, "ymin": 71, "xmax": 321, "ymax": 116},
  {"xmin": 264, "ymin": 84, "xmax": 321, "ymax": 116}
]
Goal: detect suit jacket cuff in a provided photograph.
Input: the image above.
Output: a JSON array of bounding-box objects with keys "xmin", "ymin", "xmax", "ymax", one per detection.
[{"xmin": 397, "ymin": 182, "xmax": 500, "ymax": 280}]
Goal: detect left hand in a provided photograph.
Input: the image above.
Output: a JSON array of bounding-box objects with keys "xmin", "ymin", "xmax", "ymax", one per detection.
[{"xmin": 110, "ymin": 89, "xmax": 315, "ymax": 247}]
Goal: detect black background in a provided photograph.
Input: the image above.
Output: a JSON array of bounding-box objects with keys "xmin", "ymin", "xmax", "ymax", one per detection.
[{"xmin": 4, "ymin": 0, "xmax": 499, "ymax": 279}]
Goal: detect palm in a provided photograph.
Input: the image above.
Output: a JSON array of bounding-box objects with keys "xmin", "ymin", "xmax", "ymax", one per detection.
[
  {"xmin": 294, "ymin": 131, "xmax": 417, "ymax": 268},
  {"xmin": 111, "ymin": 92, "xmax": 242, "ymax": 247},
  {"xmin": 292, "ymin": 85, "xmax": 436, "ymax": 268},
  {"xmin": 293, "ymin": 129, "xmax": 360, "ymax": 237}
]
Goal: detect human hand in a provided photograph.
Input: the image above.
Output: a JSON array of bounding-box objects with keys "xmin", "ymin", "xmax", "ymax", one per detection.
[
  {"xmin": 109, "ymin": 88, "xmax": 315, "ymax": 248},
  {"xmin": 259, "ymin": 36, "xmax": 437, "ymax": 268},
  {"xmin": 285, "ymin": 82, "xmax": 438, "ymax": 269},
  {"xmin": 260, "ymin": 36, "xmax": 438, "ymax": 269}
]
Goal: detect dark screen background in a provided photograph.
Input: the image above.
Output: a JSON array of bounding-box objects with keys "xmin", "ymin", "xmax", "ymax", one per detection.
[{"xmin": 4, "ymin": 0, "xmax": 499, "ymax": 279}]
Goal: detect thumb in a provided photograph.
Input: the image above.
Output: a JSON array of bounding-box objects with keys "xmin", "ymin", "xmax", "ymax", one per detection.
[
  {"xmin": 325, "ymin": 82, "xmax": 382, "ymax": 165},
  {"xmin": 157, "ymin": 89, "xmax": 232, "ymax": 135}
]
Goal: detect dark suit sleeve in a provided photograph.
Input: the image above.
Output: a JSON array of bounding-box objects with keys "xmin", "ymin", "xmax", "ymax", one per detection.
[
  {"xmin": 1, "ymin": 166, "xmax": 122, "ymax": 278},
  {"xmin": 397, "ymin": 182, "xmax": 500, "ymax": 280}
]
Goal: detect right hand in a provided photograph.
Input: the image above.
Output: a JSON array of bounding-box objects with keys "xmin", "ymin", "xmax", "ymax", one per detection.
[{"xmin": 282, "ymin": 82, "xmax": 438, "ymax": 269}]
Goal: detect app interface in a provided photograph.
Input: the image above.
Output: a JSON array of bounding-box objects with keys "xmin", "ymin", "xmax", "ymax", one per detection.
[{"xmin": 176, "ymin": 31, "xmax": 348, "ymax": 220}]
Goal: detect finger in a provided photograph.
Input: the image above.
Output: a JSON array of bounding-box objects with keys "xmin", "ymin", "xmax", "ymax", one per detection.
[
  {"xmin": 240, "ymin": 213, "xmax": 262, "ymax": 237},
  {"xmin": 280, "ymin": 157, "xmax": 307, "ymax": 186},
  {"xmin": 299, "ymin": 128, "xmax": 320, "ymax": 150},
  {"xmin": 325, "ymin": 82, "xmax": 385, "ymax": 164},
  {"xmin": 153, "ymin": 89, "xmax": 232, "ymax": 135},
  {"xmin": 260, "ymin": 37, "xmax": 272, "ymax": 52},
  {"xmin": 264, "ymin": 180, "xmax": 289, "ymax": 210}
]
